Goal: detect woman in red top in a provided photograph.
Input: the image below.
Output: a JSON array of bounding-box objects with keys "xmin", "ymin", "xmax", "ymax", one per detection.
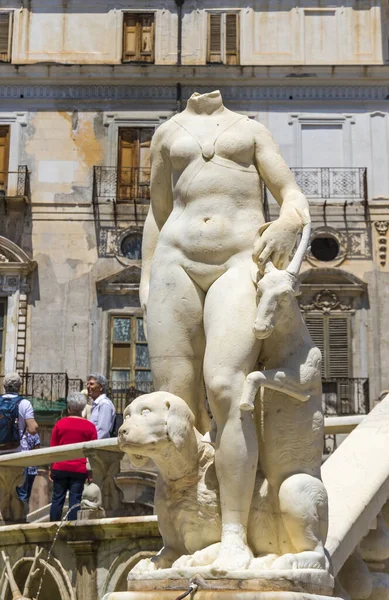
[{"xmin": 49, "ymin": 391, "xmax": 97, "ymax": 521}]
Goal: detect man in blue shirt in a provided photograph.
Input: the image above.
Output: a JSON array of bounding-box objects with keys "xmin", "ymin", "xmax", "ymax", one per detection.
[{"xmin": 87, "ymin": 373, "xmax": 116, "ymax": 439}]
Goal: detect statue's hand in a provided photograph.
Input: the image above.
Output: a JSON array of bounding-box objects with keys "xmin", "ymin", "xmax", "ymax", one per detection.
[{"xmin": 253, "ymin": 213, "xmax": 302, "ymax": 271}]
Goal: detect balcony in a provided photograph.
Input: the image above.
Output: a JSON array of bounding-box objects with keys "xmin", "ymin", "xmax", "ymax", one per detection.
[
  {"xmin": 93, "ymin": 166, "xmax": 150, "ymax": 214},
  {"xmin": 322, "ymin": 377, "xmax": 369, "ymax": 416},
  {"xmin": 93, "ymin": 166, "xmax": 150, "ymax": 257},
  {"xmin": 0, "ymin": 372, "xmax": 83, "ymax": 403},
  {"xmin": 108, "ymin": 381, "xmax": 154, "ymax": 414},
  {"xmin": 290, "ymin": 167, "xmax": 367, "ymax": 201},
  {"xmin": 0, "ymin": 166, "xmax": 30, "ymax": 204}
]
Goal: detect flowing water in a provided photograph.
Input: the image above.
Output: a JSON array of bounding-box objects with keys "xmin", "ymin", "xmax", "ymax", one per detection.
[{"xmin": 35, "ymin": 503, "xmax": 81, "ymax": 600}]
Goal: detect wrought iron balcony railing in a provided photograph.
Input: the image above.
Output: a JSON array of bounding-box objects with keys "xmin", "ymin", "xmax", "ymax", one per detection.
[
  {"xmin": 0, "ymin": 373, "xmax": 83, "ymax": 403},
  {"xmin": 108, "ymin": 381, "xmax": 154, "ymax": 414},
  {"xmin": 0, "ymin": 166, "xmax": 30, "ymax": 200},
  {"xmin": 290, "ymin": 167, "xmax": 367, "ymax": 201},
  {"xmin": 322, "ymin": 377, "xmax": 369, "ymax": 416},
  {"xmin": 93, "ymin": 166, "xmax": 151, "ymax": 205}
]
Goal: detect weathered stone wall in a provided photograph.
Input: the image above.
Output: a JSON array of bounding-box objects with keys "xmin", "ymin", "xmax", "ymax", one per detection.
[{"xmin": 1, "ymin": 0, "xmax": 384, "ymax": 66}]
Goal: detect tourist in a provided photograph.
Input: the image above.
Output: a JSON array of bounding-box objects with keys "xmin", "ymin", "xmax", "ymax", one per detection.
[
  {"xmin": 49, "ymin": 391, "xmax": 97, "ymax": 521},
  {"xmin": 87, "ymin": 373, "xmax": 115, "ymax": 439},
  {"xmin": 16, "ymin": 431, "xmax": 41, "ymax": 505},
  {"xmin": 0, "ymin": 372, "xmax": 39, "ymax": 455}
]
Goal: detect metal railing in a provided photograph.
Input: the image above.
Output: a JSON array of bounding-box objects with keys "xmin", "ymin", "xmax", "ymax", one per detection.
[
  {"xmin": 108, "ymin": 381, "xmax": 153, "ymax": 414},
  {"xmin": 290, "ymin": 167, "xmax": 367, "ymax": 201},
  {"xmin": 322, "ymin": 377, "xmax": 369, "ymax": 416},
  {"xmin": 0, "ymin": 166, "xmax": 30, "ymax": 199},
  {"xmin": 0, "ymin": 373, "xmax": 83, "ymax": 402},
  {"xmin": 93, "ymin": 166, "xmax": 151, "ymax": 205}
]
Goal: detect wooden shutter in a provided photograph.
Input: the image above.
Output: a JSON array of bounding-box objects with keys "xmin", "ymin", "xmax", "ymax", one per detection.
[
  {"xmin": 123, "ymin": 13, "xmax": 154, "ymax": 62},
  {"xmin": 225, "ymin": 13, "xmax": 239, "ymax": 65},
  {"xmin": 139, "ymin": 14, "xmax": 154, "ymax": 63},
  {"xmin": 327, "ymin": 316, "xmax": 350, "ymax": 378},
  {"xmin": 304, "ymin": 315, "xmax": 325, "ymax": 377},
  {"xmin": 138, "ymin": 129, "xmax": 153, "ymax": 198},
  {"xmin": 0, "ymin": 126, "xmax": 10, "ymax": 195},
  {"xmin": 304, "ymin": 313, "xmax": 350, "ymax": 378},
  {"xmin": 208, "ymin": 13, "xmax": 222, "ymax": 63},
  {"xmin": 118, "ymin": 128, "xmax": 138, "ymax": 200},
  {"xmin": 123, "ymin": 14, "xmax": 137, "ymax": 61},
  {"xmin": 0, "ymin": 12, "xmax": 12, "ymax": 62}
]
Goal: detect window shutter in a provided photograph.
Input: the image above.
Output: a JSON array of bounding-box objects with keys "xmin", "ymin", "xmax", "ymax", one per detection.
[
  {"xmin": 328, "ymin": 316, "xmax": 350, "ymax": 378},
  {"xmin": 139, "ymin": 14, "xmax": 154, "ymax": 63},
  {"xmin": 208, "ymin": 13, "xmax": 221, "ymax": 62},
  {"xmin": 225, "ymin": 13, "xmax": 239, "ymax": 65},
  {"xmin": 123, "ymin": 14, "xmax": 138, "ymax": 60},
  {"xmin": 304, "ymin": 315, "xmax": 325, "ymax": 378},
  {"xmin": 0, "ymin": 12, "xmax": 11, "ymax": 62}
]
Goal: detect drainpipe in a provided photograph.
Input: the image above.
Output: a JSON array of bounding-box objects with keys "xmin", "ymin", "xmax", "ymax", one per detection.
[
  {"xmin": 175, "ymin": 0, "xmax": 185, "ymax": 66},
  {"xmin": 175, "ymin": 0, "xmax": 185, "ymax": 113}
]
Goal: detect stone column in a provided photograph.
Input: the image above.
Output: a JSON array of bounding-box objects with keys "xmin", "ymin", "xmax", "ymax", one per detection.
[
  {"xmin": 68, "ymin": 541, "xmax": 97, "ymax": 600},
  {"xmin": 0, "ymin": 465, "xmax": 26, "ymax": 524}
]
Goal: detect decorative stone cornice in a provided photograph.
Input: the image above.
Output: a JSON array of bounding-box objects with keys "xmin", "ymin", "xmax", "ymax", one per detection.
[{"xmin": 0, "ymin": 84, "xmax": 387, "ymax": 102}]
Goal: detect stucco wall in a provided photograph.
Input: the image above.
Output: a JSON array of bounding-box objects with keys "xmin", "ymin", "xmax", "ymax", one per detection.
[{"xmin": 2, "ymin": 0, "xmax": 384, "ymax": 66}]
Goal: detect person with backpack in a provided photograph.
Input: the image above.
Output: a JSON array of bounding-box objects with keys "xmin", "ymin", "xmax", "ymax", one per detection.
[
  {"xmin": 0, "ymin": 372, "xmax": 38, "ymax": 455},
  {"xmin": 86, "ymin": 373, "xmax": 116, "ymax": 439}
]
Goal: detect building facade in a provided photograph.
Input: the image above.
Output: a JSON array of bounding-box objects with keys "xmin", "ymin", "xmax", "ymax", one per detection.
[{"xmin": 0, "ymin": 0, "xmax": 388, "ymax": 418}]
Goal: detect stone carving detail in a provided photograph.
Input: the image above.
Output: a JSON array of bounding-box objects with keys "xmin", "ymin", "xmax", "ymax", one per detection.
[
  {"xmin": 117, "ymin": 90, "xmax": 331, "ymax": 591},
  {"xmin": 300, "ymin": 290, "xmax": 352, "ymax": 313},
  {"xmin": 374, "ymin": 221, "xmax": 389, "ymax": 267},
  {"xmin": 0, "ymin": 252, "xmax": 9, "ymax": 263},
  {"xmin": 1, "ymin": 548, "xmax": 43, "ymax": 599}
]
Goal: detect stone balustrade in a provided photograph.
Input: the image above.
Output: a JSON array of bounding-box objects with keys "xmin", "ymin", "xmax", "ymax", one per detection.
[{"xmin": 0, "ymin": 438, "xmax": 124, "ymax": 523}]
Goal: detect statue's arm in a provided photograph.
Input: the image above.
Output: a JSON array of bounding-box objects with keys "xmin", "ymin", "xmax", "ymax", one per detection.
[
  {"xmin": 253, "ymin": 122, "xmax": 310, "ymax": 268},
  {"xmin": 139, "ymin": 125, "xmax": 174, "ymax": 314}
]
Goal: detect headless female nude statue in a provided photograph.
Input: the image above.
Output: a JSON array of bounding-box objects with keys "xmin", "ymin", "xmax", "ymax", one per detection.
[{"xmin": 139, "ymin": 90, "xmax": 310, "ymax": 571}]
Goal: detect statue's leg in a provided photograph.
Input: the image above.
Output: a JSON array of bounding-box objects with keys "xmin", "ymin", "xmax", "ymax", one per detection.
[
  {"xmin": 271, "ymin": 473, "xmax": 329, "ymax": 570},
  {"xmin": 203, "ymin": 260, "xmax": 261, "ymax": 571},
  {"xmin": 147, "ymin": 261, "xmax": 209, "ymax": 433}
]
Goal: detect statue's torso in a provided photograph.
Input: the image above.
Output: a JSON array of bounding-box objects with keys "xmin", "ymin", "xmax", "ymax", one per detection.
[{"xmin": 154, "ymin": 111, "xmax": 265, "ymax": 274}]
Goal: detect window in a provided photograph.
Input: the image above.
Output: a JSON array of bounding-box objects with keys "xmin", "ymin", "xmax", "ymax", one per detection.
[
  {"xmin": 109, "ymin": 315, "xmax": 152, "ymax": 391},
  {"xmin": 0, "ymin": 12, "xmax": 12, "ymax": 63},
  {"xmin": 121, "ymin": 231, "xmax": 142, "ymax": 260},
  {"xmin": 117, "ymin": 128, "xmax": 153, "ymax": 202},
  {"xmin": 310, "ymin": 236, "xmax": 340, "ymax": 262},
  {"xmin": 123, "ymin": 13, "xmax": 155, "ymax": 63},
  {"xmin": 305, "ymin": 314, "xmax": 353, "ymax": 414},
  {"xmin": 305, "ymin": 314, "xmax": 350, "ymax": 379},
  {"xmin": 0, "ymin": 126, "xmax": 10, "ymax": 196},
  {"xmin": 0, "ymin": 299, "xmax": 6, "ymax": 376},
  {"xmin": 207, "ymin": 12, "xmax": 239, "ymax": 65}
]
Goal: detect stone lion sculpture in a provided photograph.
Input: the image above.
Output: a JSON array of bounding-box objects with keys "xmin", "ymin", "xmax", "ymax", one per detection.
[{"xmin": 118, "ymin": 391, "xmax": 328, "ymax": 573}]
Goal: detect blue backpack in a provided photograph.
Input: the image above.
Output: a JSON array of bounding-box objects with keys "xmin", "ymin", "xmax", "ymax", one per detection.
[{"xmin": 0, "ymin": 395, "xmax": 23, "ymax": 451}]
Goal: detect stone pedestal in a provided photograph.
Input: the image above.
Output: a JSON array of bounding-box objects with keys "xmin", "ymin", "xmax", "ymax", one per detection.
[{"xmin": 102, "ymin": 568, "xmax": 341, "ymax": 600}]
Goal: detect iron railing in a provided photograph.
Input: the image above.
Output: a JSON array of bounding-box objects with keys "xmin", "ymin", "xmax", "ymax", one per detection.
[
  {"xmin": 93, "ymin": 166, "xmax": 151, "ymax": 205},
  {"xmin": 290, "ymin": 167, "xmax": 367, "ymax": 201},
  {"xmin": 108, "ymin": 381, "xmax": 154, "ymax": 414},
  {"xmin": 0, "ymin": 373, "xmax": 83, "ymax": 402},
  {"xmin": 322, "ymin": 377, "xmax": 369, "ymax": 416},
  {"xmin": 0, "ymin": 166, "xmax": 30, "ymax": 199}
]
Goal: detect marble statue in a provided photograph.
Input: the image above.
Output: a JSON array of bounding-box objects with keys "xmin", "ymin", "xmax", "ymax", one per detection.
[
  {"xmin": 138, "ymin": 89, "xmax": 314, "ymax": 572},
  {"xmin": 81, "ymin": 480, "xmax": 103, "ymax": 510},
  {"xmin": 118, "ymin": 222, "xmax": 328, "ymax": 572}
]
